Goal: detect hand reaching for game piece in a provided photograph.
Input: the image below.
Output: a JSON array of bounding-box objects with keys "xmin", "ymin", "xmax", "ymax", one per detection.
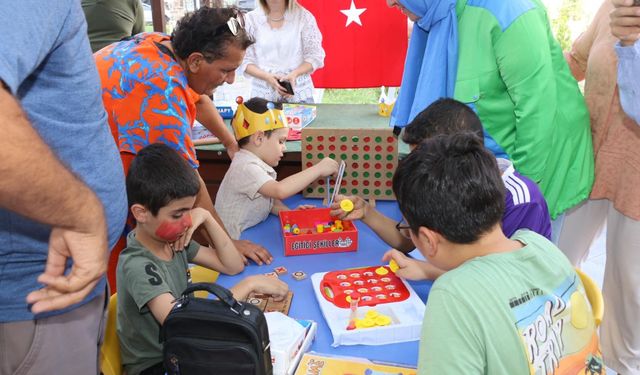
[
  {"xmin": 233, "ymin": 275, "xmax": 289, "ymax": 302},
  {"xmin": 329, "ymin": 195, "xmax": 368, "ymax": 220},
  {"xmin": 314, "ymin": 157, "xmax": 340, "ymax": 178},
  {"xmin": 381, "ymin": 249, "xmax": 445, "ymax": 281}
]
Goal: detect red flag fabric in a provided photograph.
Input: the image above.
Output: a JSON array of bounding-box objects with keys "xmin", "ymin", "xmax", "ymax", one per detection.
[{"xmin": 298, "ymin": 0, "xmax": 408, "ymax": 88}]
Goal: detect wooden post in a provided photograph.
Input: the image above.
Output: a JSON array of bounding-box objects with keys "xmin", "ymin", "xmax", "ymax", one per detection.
[{"xmin": 151, "ymin": 0, "xmax": 166, "ymax": 32}]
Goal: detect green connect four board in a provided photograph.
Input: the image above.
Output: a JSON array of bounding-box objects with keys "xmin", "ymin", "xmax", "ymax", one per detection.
[{"xmin": 302, "ymin": 128, "xmax": 398, "ymax": 200}]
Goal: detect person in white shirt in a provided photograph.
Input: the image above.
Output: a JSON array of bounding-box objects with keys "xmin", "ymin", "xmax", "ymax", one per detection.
[{"xmin": 242, "ymin": 0, "xmax": 325, "ymax": 103}]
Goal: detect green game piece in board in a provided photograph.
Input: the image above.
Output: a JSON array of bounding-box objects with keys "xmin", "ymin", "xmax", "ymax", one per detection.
[
  {"xmin": 318, "ymin": 187, "xmax": 325, "ymax": 193},
  {"xmin": 352, "ymin": 188, "xmax": 358, "ymax": 194},
  {"xmin": 340, "ymin": 188, "xmax": 347, "ymax": 194},
  {"xmin": 375, "ymin": 136, "xmax": 382, "ymax": 143},
  {"xmin": 386, "ymin": 155, "xmax": 394, "ymax": 161},
  {"xmin": 329, "ymin": 153, "xmax": 336, "ymax": 159},
  {"xmin": 352, "ymin": 171, "xmax": 358, "ymax": 178},
  {"xmin": 363, "ymin": 188, "xmax": 370, "ymax": 195},
  {"xmin": 341, "ymin": 154, "xmax": 347, "ymax": 160},
  {"xmin": 352, "ymin": 136, "xmax": 359, "ymax": 142},
  {"xmin": 352, "ymin": 154, "xmax": 359, "ymax": 160},
  {"xmin": 375, "ymin": 172, "xmax": 381, "ymax": 178},
  {"xmin": 364, "ymin": 171, "xmax": 370, "ymax": 178},
  {"xmin": 318, "ymin": 153, "xmax": 325, "ymax": 159},
  {"xmin": 375, "ymin": 155, "xmax": 382, "ymax": 160},
  {"xmin": 340, "ymin": 136, "xmax": 347, "ymax": 142},
  {"xmin": 306, "ymin": 188, "xmax": 313, "ymax": 193},
  {"xmin": 385, "ymin": 190, "xmax": 393, "ymax": 196},
  {"xmin": 386, "ymin": 172, "xmax": 393, "ymax": 178},
  {"xmin": 306, "ymin": 136, "xmax": 313, "ymax": 142},
  {"xmin": 306, "ymin": 153, "xmax": 312, "ymax": 159},
  {"xmin": 375, "ymin": 189, "xmax": 381, "ymax": 195},
  {"xmin": 364, "ymin": 154, "xmax": 370, "ymax": 160}
]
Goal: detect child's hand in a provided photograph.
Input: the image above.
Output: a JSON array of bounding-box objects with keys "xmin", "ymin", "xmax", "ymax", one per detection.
[
  {"xmin": 329, "ymin": 195, "xmax": 367, "ymax": 220},
  {"xmin": 382, "ymin": 249, "xmax": 443, "ymax": 281},
  {"xmin": 174, "ymin": 208, "xmax": 213, "ymax": 251},
  {"xmin": 295, "ymin": 204, "xmax": 315, "ymax": 210},
  {"xmin": 315, "ymin": 157, "xmax": 339, "ymax": 178},
  {"xmin": 247, "ymin": 275, "xmax": 289, "ymax": 301}
]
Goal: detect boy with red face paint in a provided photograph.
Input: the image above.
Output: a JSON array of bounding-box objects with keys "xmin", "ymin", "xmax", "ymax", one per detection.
[{"xmin": 116, "ymin": 143, "xmax": 289, "ymax": 375}]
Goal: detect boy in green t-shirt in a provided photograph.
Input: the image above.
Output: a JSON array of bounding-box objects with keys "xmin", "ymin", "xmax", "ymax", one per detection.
[
  {"xmin": 387, "ymin": 134, "xmax": 603, "ymax": 374},
  {"xmin": 116, "ymin": 143, "xmax": 288, "ymax": 375}
]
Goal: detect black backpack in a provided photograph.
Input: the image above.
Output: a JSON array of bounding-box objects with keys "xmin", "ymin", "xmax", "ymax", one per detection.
[{"xmin": 161, "ymin": 283, "xmax": 273, "ymax": 375}]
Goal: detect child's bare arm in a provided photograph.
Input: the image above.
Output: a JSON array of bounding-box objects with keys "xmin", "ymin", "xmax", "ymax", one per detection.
[
  {"xmin": 331, "ymin": 195, "xmax": 415, "ymax": 252},
  {"xmin": 147, "ymin": 293, "xmax": 178, "ymax": 325},
  {"xmin": 258, "ymin": 158, "xmax": 338, "ymax": 200},
  {"xmin": 382, "ymin": 249, "xmax": 446, "ymax": 280},
  {"xmin": 187, "ymin": 208, "xmax": 245, "ymax": 275}
]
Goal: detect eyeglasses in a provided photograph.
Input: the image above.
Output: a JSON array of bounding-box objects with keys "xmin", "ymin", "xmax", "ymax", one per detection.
[
  {"xmin": 215, "ymin": 13, "xmax": 245, "ymax": 37},
  {"xmin": 395, "ymin": 220, "xmax": 412, "ymax": 239}
]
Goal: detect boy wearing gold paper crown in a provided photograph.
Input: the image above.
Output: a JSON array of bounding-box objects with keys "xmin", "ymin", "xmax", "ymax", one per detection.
[{"xmin": 215, "ymin": 97, "xmax": 338, "ymax": 239}]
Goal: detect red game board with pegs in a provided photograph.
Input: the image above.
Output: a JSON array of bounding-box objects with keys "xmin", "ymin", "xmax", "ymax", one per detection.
[{"xmin": 320, "ymin": 265, "xmax": 410, "ymax": 309}]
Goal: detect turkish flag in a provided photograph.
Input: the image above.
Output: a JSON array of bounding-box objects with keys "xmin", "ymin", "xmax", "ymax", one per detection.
[{"xmin": 298, "ymin": 0, "xmax": 408, "ymax": 88}]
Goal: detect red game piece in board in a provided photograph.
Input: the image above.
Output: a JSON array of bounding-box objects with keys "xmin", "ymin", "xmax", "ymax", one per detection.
[{"xmin": 320, "ymin": 266, "xmax": 410, "ymax": 308}]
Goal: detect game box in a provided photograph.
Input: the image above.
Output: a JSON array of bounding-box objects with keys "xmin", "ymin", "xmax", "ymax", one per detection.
[{"xmin": 279, "ymin": 208, "xmax": 357, "ymax": 256}]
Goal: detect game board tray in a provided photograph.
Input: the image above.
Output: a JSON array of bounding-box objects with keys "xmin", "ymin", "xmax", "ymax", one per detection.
[{"xmin": 320, "ymin": 265, "xmax": 410, "ymax": 308}]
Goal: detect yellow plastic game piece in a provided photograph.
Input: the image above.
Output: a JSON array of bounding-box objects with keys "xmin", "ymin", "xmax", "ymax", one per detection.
[
  {"xmin": 375, "ymin": 315, "xmax": 392, "ymax": 326},
  {"xmin": 334, "ymin": 219, "xmax": 344, "ymax": 231},
  {"xmin": 389, "ymin": 259, "xmax": 399, "ymax": 273},
  {"xmin": 359, "ymin": 318, "xmax": 376, "ymax": 328},
  {"xmin": 291, "ymin": 224, "xmax": 301, "ymax": 235},
  {"xmin": 570, "ymin": 291, "xmax": 589, "ymax": 329},
  {"xmin": 346, "ymin": 295, "xmax": 352, "ymax": 304},
  {"xmin": 340, "ymin": 199, "xmax": 354, "ymax": 212},
  {"xmin": 375, "ymin": 266, "xmax": 389, "ymax": 276},
  {"xmin": 365, "ymin": 310, "xmax": 379, "ymax": 319},
  {"xmin": 316, "ymin": 224, "xmax": 324, "ymax": 233}
]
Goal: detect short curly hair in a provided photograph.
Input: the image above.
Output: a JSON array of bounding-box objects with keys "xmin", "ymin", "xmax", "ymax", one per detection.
[{"xmin": 171, "ymin": 6, "xmax": 254, "ymax": 62}]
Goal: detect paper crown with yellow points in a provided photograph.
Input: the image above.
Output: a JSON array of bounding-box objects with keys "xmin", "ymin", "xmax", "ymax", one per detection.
[{"xmin": 231, "ymin": 96, "xmax": 288, "ymax": 140}]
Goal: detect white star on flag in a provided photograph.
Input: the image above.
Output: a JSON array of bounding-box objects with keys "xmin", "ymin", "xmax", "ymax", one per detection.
[{"xmin": 340, "ymin": 0, "xmax": 366, "ymax": 27}]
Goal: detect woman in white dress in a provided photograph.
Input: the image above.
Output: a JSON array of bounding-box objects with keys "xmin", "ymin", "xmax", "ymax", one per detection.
[{"xmin": 242, "ymin": 0, "xmax": 325, "ymax": 103}]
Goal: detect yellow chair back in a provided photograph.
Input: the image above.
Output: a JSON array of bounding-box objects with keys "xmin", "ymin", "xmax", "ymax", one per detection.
[
  {"xmin": 575, "ymin": 268, "xmax": 604, "ymax": 327},
  {"xmin": 190, "ymin": 265, "xmax": 220, "ymax": 298},
  {"xmin": 100, "ymin": 293, "xmax": 122, "ymax": 375}
]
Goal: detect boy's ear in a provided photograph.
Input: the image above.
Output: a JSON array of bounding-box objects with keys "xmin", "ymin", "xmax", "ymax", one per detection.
[
  {"xmin": 415, "ymin": 226, "xmax": 440, "ymax": 258},
  {"xmin": 252, "ymin": 130, "xmax": 266, "ymax": 146},
  {"xmin": 130, "ymin": 204, "xmax": 149, "ymax": 223}
]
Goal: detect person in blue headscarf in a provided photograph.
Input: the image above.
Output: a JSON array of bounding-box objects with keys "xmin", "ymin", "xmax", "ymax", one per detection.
[{"xmin": 388, "ymin": 0, "xmax": 594, "ymax": 241}]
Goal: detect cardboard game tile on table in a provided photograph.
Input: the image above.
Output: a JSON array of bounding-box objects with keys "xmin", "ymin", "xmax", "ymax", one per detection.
[
  {"xmin": 301, "ymin": 128, "xmax": 398, "ymax": 200},
  {"xmin": 245, "ymin": 291, "xmax": 293, "ymax": 315}
]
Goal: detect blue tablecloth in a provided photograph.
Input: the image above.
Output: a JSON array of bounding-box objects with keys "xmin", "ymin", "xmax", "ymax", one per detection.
[{"xmin": 215, "ymin": 195, "xmax": 433, "ymax": 367}]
